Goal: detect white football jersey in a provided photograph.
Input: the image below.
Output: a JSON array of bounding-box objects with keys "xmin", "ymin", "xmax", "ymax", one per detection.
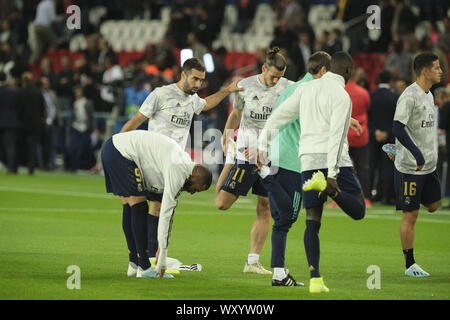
[
  {"xmin": 139, "ymin": 83, "xmax": 206, "ymax": 148},
  {"xmin": 394, "ymin": 82, "xmax": 438, "ymax": 175},
  {"xmin": 234, "ymin": 75, "xmax": 292, "ymax": 161},
  {"xmin": 112, "ymin": 130, "xmax": 195, "ymax": 251}
]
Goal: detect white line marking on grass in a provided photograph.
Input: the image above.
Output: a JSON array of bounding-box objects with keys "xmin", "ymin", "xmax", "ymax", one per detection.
[
  {"xmin": 1, "ymin": 206, "xmax": 449, "ymax": 224},
  {"xmin": 0, "ymin": 207, "xmax": 118, "ymax": 214},
  {"xmin": 0, "ymin": 186, "xmax": 114, "ymax": 199}
]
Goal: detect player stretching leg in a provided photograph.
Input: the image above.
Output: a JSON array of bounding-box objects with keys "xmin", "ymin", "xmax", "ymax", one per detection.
[
  {"xmin": 257, "ymin": 52, "xmax": 366, "ymax": 293},
  {"xmin": 215, "ymin": 47, "xmax": 293, "ymax": 274}
]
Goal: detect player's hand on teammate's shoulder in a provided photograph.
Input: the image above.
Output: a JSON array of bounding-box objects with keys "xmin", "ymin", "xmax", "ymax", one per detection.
[
  {"xmin": 416, "ymin": 164, "xmax": 424, "ymax": 171},
  {"xmin": 225, "ymin": 77, "xmax": 245, "ymax": 94}
]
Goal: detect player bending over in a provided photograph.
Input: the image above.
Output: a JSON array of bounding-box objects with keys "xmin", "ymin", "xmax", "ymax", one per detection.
[{"xmin": 101, "ymin": 131, "xmax": 212, "ymax": 278}]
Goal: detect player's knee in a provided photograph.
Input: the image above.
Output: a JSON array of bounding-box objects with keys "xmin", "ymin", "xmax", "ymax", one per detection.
[
  {"xmin": 426, "ymin": 201, "xmax": 440, "ymax": 213},
  {"xmin": 215, "ymin": 194, "xmax": 233, "ymax": 210},
  {"xmin": 273, "ymin": 220, "xmax": 292, "ymax": 233}
]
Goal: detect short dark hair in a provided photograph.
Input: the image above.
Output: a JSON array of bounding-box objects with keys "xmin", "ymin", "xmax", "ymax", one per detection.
[
  {"xmin": 378, "ymin": 70, "xmax": 393, "ymax": 84},
  {"xmin": 413, "ymin": 52, "xmax": 438, "ymax": 77},
  {"xmin": 195, "ymin": 165, "xmax": 212, "ymax": 189},
  {"xmin": 264, "ymin": 47, "xmax": 287, "ymax": 71},
  {"xmin": 182, "ymin": 58, "xmax": 206, "ymax": 74},
  {"xmin": 330, "ymin": 51, "xmax": 354, "ymax": 82},
  {"xmin": 307, "ymin": 51, "xmax": 331, "ymax": 74}
]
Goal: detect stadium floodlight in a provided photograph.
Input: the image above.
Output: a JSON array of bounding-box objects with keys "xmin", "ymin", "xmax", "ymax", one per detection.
[
  {"xmin": 180, "ymin": 49, "xmax": 194, "ymax": 66},
  {"xmin": 203, "ymin": 53, "xmax": 215, "ymax": 73}
]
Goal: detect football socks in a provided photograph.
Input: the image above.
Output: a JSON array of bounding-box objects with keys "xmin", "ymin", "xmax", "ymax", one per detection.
[
  {"xmin": 131, "ymin": 201, "xmax": 150, "ymax": 270},
  {"xmin": 304, "ymin": 220, "xmax": 321, "ymax": 278},
  {"xmin": 147, "ymin": 214, "xmax": 159, "ymax": 258},
  {"xmin": 122, "ymin": 204, "xmax": 137, "ymax": 265},
  {"xmin": 403, "ymin": 248, "xmax": 415, "ymax": 269}
]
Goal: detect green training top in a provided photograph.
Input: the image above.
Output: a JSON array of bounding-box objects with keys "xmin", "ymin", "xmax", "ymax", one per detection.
[{"xmin": 268, "ymin": 72, "xmax": 314, "ymax": 173}]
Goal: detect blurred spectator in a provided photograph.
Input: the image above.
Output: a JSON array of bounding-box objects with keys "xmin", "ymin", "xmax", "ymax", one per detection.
[
  {"xmin": 384, "ymin": 39, "xmax": 413, "ymax": 82},
  {"xmin": 342, "ymin": 0, "xmax": 372, "ymax": 54},
  {"xmin": 192, "ymin": 7, "xmax": 210, "ymax": 47},
  {"xmin": 40, "ymin": 76, "xmax": 61, "ymax": 170},
  {"xmin": 154, "ymin": 38, "xmax": 177, "ymax": 72},
  {"xmin": 438, "ymin": 86, "xmax": 450, "ymax": 202},
  {"xmin": 97, "ymin": 38, "xmax": 114, "ymax": 71},
  {"xmin": 282, "ymin": 0, "xmax": 303, "ymax": 29},
  {"xmin": 0, "ymin": 42, "xmax": 14, "ymax": 78},
  {"xmin": 235, "ymin": 0, "xmax": 256, "ymax": 33},
  {"xmin": 83, "ymin": 34, "xmax": 100, "ymax": 66},
  {"xmin": 291, "ymin": 30, "xmax": 311, "ymax": 76},
  {"xmin": 394, "ymin": 78, "xmax": 410, "ymax": 94},
  {"xmin": 272, "ymin": 19, "xmax": 295, "ymax": 53},
  {"xmin": 0, "ymin": 71, "xmax": 20, "ymax": 174},
  {"xmin": 39, "ymin": 57, "xmax": 56, "ymax": 88},
  {"xmin": 55, "ymin": 55, "xmax": 74, "ymax": 111},
  {"xmin": 322, "ymin": 28, "xmax": 343, "ymax": 56},
  {"xmin": 19, "ymin": 71, "xmax": 47, "ymax": 175},
  {"xmin": 279, "ymin": 47, "xmax": 298, "ymax": 81},
  {"xmin": 116, "ymin": 77, "xmax": 151, "ymax": 132},
  {"xmin": 345, "ymin": 69, "xmax": 372, "ymax": 207},
  {"xmin": 391, "ymin": 0, "xmax": 419, "ymax": 40},
  {"xmin": 29, "ymin": 0, "xmax": 60, "ymax": 63},
  {"xmin": 207, "ymin": 46, "xmax": 233, "ymax": 133},
  {"xmin": 99, "ymin": 55, "xmax": 123, "ymax": 112},
  {"xmin": 438, "ymin": 16, "xmax": 450, "ymax": 54},
  {"xmin": 168, "ymin": 3, "xmax": 193, "ymax": 48},
  {"xmin": 435, "ymin": 87, "xmax": 448, "ymax": 189},
  {"xmin": 368, "ymin": 70, "xmax": 398, "ymax": 204},
  {"xmin": 0, "ymin": 19, "xmax": 13, "ymax": 45},
  {"xmin": 187, "ymin": 32, "xmax": 209, "ymax": 60},
  {"xmin": 372, "ymin": 0, "xmax": 395, "ymax": 53},
  {"xmin": 354, "ymin": 66, "xmax": 369, "ymax": 91},
  {"xmin": 67, "ymin": 85, "xmax": 95, "ymax": 172}
]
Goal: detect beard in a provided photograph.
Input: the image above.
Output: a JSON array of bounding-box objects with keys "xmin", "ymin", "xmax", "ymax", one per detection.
[{"xmin": 183, "ymin": 82, "xmax": 198, "ymax": 95}]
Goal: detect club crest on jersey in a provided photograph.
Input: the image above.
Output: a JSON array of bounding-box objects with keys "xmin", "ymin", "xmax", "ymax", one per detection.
[{"xmin": 405, "ymin": 196, "xmax": 411, "ymax": 205}]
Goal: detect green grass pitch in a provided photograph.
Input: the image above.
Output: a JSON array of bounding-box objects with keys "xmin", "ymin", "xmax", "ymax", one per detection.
[{"xmin": 1, "ymin": 170, "xmax": 449, "ymax": 300}]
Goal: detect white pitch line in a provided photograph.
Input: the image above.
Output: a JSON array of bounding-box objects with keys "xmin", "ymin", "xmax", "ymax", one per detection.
[
  {"xmin": 1, "ymin": 206, "xmax": 449, "ymax": 224},
  {"xmin": 1, "ymin": 185, "xmax": 450, "ymax": 223},
  {"xmin": 0, "ymin": 185, "xmax": 114, "ymax": 199}
]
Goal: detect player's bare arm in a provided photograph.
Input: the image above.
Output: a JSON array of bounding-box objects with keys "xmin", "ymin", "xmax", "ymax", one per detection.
[
  {"xmin": 120, "ymin": 111, "xmax": 148, "ymax": 132},
  {"xmin": 203, "ymin": 78, "xmax": 244, "ymax": 112},
  {"xmin": 221, "ymin": 108, "xmax": 243, "ymax": 154}
]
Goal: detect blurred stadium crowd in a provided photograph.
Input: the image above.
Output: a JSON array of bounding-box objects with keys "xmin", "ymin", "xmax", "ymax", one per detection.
[{"xmin": 1, "ymin": 0, "xmax": 450, "ymax": 205}]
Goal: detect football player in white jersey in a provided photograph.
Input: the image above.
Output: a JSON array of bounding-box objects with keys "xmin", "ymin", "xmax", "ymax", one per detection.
[
  {"xmin": 101, "ymin": 131, "xmax": 212, "ymax": 278},
  {"xmin": 391, "ymin": 52, "xmax": 443, "ymax": 277},
  {"xmin": 119, "ymin": 58, "xmax": 242, "ymax": 271},
  {"xmin": 215, "ymin": 47, "xmax": 293, "ymax": 274}
]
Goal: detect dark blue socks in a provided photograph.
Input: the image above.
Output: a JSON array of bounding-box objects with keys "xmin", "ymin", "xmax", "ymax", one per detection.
[
  {"xmin": 147, "ymin": 214, "xmax": 159, "ymax": 258},
  {"xmin": 131, "ymin": 202, "xmax": 150, "ymax": 270},
  {"xmin": 304, "ymin": 219, "xmax": 321, "ymax": 278},
  {"xmin": 122, "ymin": 204, "xmax": 137, "ymax": 265}
]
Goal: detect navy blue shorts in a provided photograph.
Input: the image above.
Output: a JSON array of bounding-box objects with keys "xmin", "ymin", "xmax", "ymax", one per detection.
[
  {"xmin": 394, "ymin": 168, "xmax": 441, "ymax": 211},
  {"xmin": 102, "ymin": 138, "xmax": 160, "ymax": 200},
  {"xmin": 301, "ymin": 167, "xmax": 362, "ymax": 209},
  {"xmin": 221, "ymin": 161, "xmax": 268, "ymax": 197},
  {"xmin": 262, "ymin": 167, "xmax": 302, "ymax": 225}
]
